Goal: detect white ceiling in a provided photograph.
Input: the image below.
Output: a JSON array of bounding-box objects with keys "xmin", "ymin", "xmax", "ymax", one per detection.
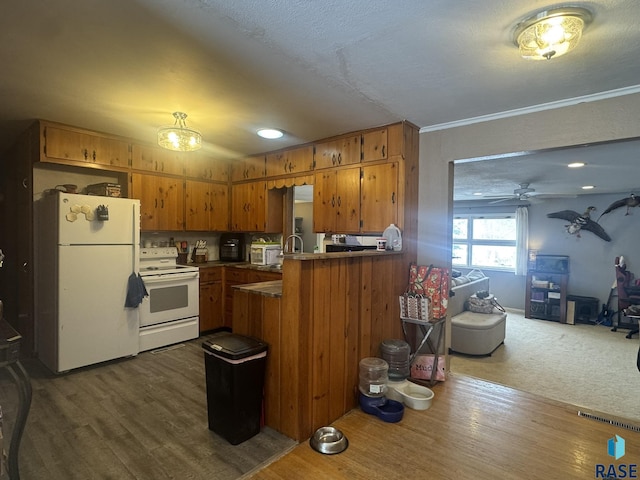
[{"xmin": 2, "ymin": 0, "xmax": 640, "ymax": 198}]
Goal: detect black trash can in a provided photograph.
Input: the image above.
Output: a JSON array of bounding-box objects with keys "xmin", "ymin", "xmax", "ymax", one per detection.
[{"xmin": 202, "ymin": 332, "xmax": 268, "ymax": 445}]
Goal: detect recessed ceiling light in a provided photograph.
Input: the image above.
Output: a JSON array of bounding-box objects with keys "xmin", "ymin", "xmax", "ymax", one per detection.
[
  {"xmin": 582, "ymin": 185, "xmax": 595, "ymax": 190},
  {"xmin": 472, "ymin": 192, "xmax": 483, "ymax": 196},
  {"xmin": 257, "ymin": 128, "xmax": 284, "ymax": 139},
  {"xmin": 568, "ymin": 162, "xmax": 585, "ymax": 168}
]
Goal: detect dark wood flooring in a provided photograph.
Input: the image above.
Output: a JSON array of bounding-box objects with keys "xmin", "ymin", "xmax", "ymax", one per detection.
[{"xmin": 0, "ymin": 334, "xmax": 296, "ymax": 480}]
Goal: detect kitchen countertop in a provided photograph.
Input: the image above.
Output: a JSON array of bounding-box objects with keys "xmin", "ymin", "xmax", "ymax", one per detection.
[
  {"xmin": 232, "ymin": 280, "xmax": 282, "ymax": 297},
  {"xmin": 180, "ymin": 249, "xmax": 402, "ymax": 269}
]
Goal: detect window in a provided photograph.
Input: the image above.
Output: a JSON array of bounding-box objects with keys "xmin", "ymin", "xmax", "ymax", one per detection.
[{"xmin": 453, "ymin": 214, "xmax": 517, "ymax": 270}]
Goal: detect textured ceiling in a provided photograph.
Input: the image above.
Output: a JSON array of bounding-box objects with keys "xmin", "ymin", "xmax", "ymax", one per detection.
[{"xmin": 2, "ymin": 0, "xmax": 640, "ymax": 197}]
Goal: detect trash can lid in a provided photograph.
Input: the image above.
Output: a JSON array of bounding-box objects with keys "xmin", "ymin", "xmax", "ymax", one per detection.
[{"xmin": 202, "ymin": 332, "xmax": 267, "ymax": 360}]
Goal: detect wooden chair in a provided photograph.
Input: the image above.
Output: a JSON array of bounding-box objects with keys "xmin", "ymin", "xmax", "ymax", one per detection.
[{"xmin": 614, "ymin": 256, "xmax": 640, "ymax": 338}]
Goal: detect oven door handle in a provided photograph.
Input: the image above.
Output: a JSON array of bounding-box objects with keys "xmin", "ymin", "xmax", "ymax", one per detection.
[{"xmin": 141, "ymin": 272, "xmax": 200, "ymax": 284}]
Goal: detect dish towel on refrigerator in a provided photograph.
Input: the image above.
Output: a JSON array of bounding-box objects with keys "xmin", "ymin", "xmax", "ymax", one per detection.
[{"xmin": 125, "ymin": 272, "xmax": 148, "ymax": 308}]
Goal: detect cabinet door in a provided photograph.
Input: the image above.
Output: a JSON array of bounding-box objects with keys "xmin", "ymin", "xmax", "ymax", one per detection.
[
  {"xmin": 132, "ymin": 173, "xmax": 184, "ymax": 231},
  {"xmin": 224, "ymin": 267, "xmax": 249, "ymax": 326},
  {"xmin": 185, "ymin": 180, "xmax": 210, "ymax": 231},
  {"xmin": 155, "ymin": 176, "xmax": 184, "ymax": 231},
  {"xmin": 231, "ymin": 183, "xmax": 250, "ymax": 231},
  {"xmin": 185, "ymin": 152, "xmax": 229, "ymax": 182},
  {"xmin": 314, "ymin": 135, "xmax": 360, "ymax": 170},
  {"xmin": 288, "ymin": 145, "xmax": 314, "ymax": 174},
  {"xmin": 313, "ymin": 171, "xmax": 338, "ymax": 232},
  {"xmin": 200, "ymin": 267, "xmax": 224, "ymax": 332},
  {"xmin": 361, "ymin": 128, "xmax": 388, "ymax": 163},
  {"xmin": 265, "ymin": 151, "xmax": 288, "ymax": 177},
  {"xmin": 208, "ymin": 183, "xmax": 230, "ymax": 231},
  {"xmin": 131, "ymin": 173, "xmax": 159, "ymax": 231},
  {"xmin": 313, "ymin": 169, "xmax": 360, "ymax": 233},
  {"xmin": 231, "ymin": 154, "xmax": 265, "ymax": 182},
  {"xmin": 265, "ymin": 146, "xmax": 314, "ymax": 177},
  {"xmin": 247, "ymin": 181, "xmax": 266, "ymax": 231},
  {"xmin": 360, "ymin": 162, "xmax": 398, "ymax": 232},
  {"xmin": 335, "ymin": 168, "xmax": 361, "ymax": 233},
  {"xmin": 44, "ymin": 125, "xmax": 129, "ymax": 168},
  {"xmin": 131, "ymin": 144, "xmax": 184, "ymax": 176}
]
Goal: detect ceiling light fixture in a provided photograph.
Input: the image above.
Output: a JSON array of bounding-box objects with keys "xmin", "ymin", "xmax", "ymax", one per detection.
[
  {"xmin": 158, "ymin": 112, "xmax": 202, "ymax": 152},
  {"xmin": 582, "ymin": 185, "xmax": 595, "ymax": 190},
  {"xmin": 567, "ymin": 162, "xmax": 586, "ymax": 168},
  {"xmin": 257, "ymin": 128, "xmax": 284, "ymax": 139},
  {"xmin": 513, "ymin": 7, "xmax": 592, "ymax": 61}
]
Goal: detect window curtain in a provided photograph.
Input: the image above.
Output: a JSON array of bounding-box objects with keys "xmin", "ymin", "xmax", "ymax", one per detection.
[{"xmin": 515, "ymin": 206, "xmax": 529, "ymax": 276}]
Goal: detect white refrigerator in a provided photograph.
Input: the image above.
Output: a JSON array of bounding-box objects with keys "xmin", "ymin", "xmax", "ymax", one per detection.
[{"xmin": 35, "ymin": 192, "xmax": 141, "ymax": 373}]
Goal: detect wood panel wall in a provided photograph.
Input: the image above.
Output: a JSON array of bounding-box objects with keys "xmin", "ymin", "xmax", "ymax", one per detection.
[{"xmin": 235, "ymin": 253, "xmax": 409, "ymax": 441}]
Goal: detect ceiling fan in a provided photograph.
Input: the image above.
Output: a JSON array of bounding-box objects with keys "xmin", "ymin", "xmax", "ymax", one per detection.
[{"xmin": 485, "ymin": 183, "xmax": 538, "ymax": 204}]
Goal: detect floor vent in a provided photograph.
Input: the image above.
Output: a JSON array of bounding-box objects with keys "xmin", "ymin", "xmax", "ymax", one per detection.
[{"xmin": 578, "ymin": 410, "xmax": 640, "ymax": 433}]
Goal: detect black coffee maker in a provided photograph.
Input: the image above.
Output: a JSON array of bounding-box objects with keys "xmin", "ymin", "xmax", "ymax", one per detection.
[{"xmin": 219, "ymin": 234, "xmax": 245, "ymax": 262}]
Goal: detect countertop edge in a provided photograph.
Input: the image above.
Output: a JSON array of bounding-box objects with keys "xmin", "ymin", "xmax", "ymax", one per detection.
[
  {"xmin": 232, "ymin": 280, "xmax": 283, "ymax": 297},
  {"xmin": 284, "ymin": 250, "xmax": 403, "ymax": 261}
]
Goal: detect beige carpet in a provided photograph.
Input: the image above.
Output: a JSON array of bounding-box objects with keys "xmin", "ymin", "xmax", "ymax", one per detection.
[{"xmin": 450, "ymin": 309, "xmax": 640, "ymax": 424}]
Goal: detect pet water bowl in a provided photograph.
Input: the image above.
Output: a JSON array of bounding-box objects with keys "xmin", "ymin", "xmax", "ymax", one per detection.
[
  {"xmin": 386, "ymin": 380, "xmax": 434, "ymax": 410},
  {"xmin": 359, "ymin": 393, "xmax": 404, "ymax": 423},
  {"xmin": 309, "ymin": 426, "xmax": 349, "ymax": 455}
]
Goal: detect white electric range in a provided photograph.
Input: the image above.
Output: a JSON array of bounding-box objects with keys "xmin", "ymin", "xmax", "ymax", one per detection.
[{"xmin": 138, "ymin": 247, "xmax": 200, "ymax": 351}]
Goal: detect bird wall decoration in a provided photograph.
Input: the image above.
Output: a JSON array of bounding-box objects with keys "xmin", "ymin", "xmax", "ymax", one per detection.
[
  {"xmin": 546, "ymin": 206, "xmax": 611, "ymax": 242},
  {"xmin": 598, "ymin": 193, "xmax": 639, "ymax": 220}
]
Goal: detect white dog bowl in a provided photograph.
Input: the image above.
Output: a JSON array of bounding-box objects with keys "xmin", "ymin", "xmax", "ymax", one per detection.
[{"xmin": 386, "ymin": 380, "xmax": 434, "ymax": 410}]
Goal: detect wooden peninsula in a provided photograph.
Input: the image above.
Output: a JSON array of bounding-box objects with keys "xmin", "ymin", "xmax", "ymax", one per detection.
[{"xmin": 233, "ymin": 249, "xmax": 409, "ymax": 442}]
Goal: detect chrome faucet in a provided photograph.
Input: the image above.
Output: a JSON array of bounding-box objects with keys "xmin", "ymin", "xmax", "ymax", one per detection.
[{"xmin": 284, "ymin": 234, "xmax": 304, "ymax": 254}]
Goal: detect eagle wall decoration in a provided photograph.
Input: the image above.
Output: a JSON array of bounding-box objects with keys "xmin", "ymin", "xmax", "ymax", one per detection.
[{"xmin": 546, "ymin": 206, "xmax": 611, "ymax": 242}]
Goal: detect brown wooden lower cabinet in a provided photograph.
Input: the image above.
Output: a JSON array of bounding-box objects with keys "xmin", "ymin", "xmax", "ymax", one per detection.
[{"xmin": 199, "ymin": 266, "xmax": 224, "ymax": 332}]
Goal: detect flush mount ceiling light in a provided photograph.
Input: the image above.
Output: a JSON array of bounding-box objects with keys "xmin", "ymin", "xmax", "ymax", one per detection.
[
  {"xmin": 513, "ymin": 7, "xmax": 592, "ymax": 60},
  {"xmin": 257, "ymin": 128, "xmax": 284, "ymax": 139},
  {"xmin": 157, "ymin": 112, "xmax": 202, "ymax": 152}
]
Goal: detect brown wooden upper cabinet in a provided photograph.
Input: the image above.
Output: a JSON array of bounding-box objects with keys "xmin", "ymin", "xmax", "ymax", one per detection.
[
  {"xmin": 185, "ymin": 180, "xmax": 229, "ymax": 232},
  {"xmin": 313, "ymin": 135, "xmax": 360, "ymax": 170},
  {"xmin": 360, "ymin": 162, "xmax": 399, "ymax": 232},
  {"xmin": 265, "ymin": 145, "xmax": 314, "ymax": 177},
  {"xmin": 361, "ymin": 128, "xmax": 388, "ymax": 163},
  {"xmin": 42, "ymin": 124, "xmax": 129, "ymax": 169},
  {"xmin": 184, "ymin": 152, "xmax": 229, "ymax": 182},
  {"xmin": 131, "ymin": 173, "xmax": 185, "ymax": 231},
  {"xmin": 313, "ymin": 168, "xmax": 360, "ymax": 233},
  {"xmin": 231, "ymin": 181, "xmax": 283, "ymax": 232},
  {"xmin": 231, "ymin": 154, "xmax": 265, "ymax": 182},
  {"xmin": 131, "ymin": 144, "xmax": 184, "ymax": 176}
]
